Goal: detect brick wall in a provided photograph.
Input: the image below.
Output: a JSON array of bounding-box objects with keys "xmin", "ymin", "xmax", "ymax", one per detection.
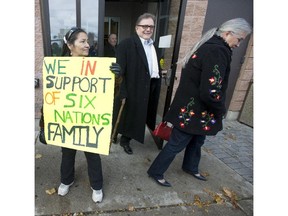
[
  {"xmin": 174, "ymin": 0, "xmax": 208, "ymax": 95},
  {"xmin": 34, "ymin": 0, "xmax": 253, "ymax": 120},
  {"xmin": 35, "ymin": 0, "xmax": 44, "ymax": 118},
  {"xmin": 175, "ymin": 0, "xmax": 253, "ymax": 121},
  {"xmin": 228, "ymin": 34, "xmax": 253, "ymax": 113}
]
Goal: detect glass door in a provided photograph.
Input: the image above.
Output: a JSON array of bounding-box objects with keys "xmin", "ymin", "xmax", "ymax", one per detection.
[
  {"xmin": 102, "ymin": 0, "xmax": 187, "ymax": 149},
  {"xmin": 155, "ymin": 0, "xmax": 187, "ymax": 120},
  {"xmin": 48, "ymin": 0, "xmax": 77, "ymax": 56},
  {"xmin": 41, "ymin": 0, "xmax": 101, "ymax": 56},
  {"xmin": 81, "ymin": 0, "xmax": 100, "ymax": 51},
  {"xmin": 153, "ymin": 0, "xmax": 187, "ymax": 149},
  {"xmin": 104, "ymin": 17, "xmax": 120, "ymax": 44}
]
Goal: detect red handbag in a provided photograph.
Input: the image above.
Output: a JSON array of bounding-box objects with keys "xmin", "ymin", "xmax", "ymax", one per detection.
[{"xmin": 152, "ymin": 122, "xmax": 173, "ymax": 141}]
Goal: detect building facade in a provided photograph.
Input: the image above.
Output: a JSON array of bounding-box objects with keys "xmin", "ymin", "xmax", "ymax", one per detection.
[{"xmin": 35, "ymin": 0, "xmax": 253, "ymax": 126}]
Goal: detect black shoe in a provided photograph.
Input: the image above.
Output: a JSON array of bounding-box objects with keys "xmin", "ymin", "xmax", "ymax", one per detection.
[
  {"xmin": 120, "ymin": 143, "xmax": 133, "ymax": 154},
  {"xmin": 149, "ymin": 176, "xmax": 171, "ymax": 187},
  {"xmin": 182, "ymin": 168, "xmax": 207, "ymax": 181}
]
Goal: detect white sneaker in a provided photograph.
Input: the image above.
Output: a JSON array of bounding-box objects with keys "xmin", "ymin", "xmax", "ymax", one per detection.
[
  {"xmin": 91, "ymin": 188, "xmax": 103, "ymax": 203},
  {"xmin": 57, "ymin": 182, "xmax": 74, "ymax": 196}
]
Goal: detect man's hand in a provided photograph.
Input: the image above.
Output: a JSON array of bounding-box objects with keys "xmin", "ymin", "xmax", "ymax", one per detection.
[{"xmin": 110, "ymin": 62, "xmax": 121, "ymax": 76}]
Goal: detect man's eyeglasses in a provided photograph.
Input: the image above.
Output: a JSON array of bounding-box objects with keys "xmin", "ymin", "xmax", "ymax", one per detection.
[{"xmin": 137, "ymin": 25, "xmax": 155, "ymax": 30}]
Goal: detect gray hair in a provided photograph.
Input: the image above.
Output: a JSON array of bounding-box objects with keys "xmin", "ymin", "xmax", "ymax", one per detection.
[
  {"xmin": 135, "ymin": 13, "xmax": 156, "ymax": 25},
  {"xmin": 178, "ymin": 18, "xmax": 252, "ymax": 67}
]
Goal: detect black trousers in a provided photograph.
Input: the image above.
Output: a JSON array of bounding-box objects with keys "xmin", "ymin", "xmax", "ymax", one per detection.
[
  {"xmin": 146, "ymin": 78, "xmax": 161, "ymax": 131},
  {"xmin": 60, "ymin": 147, "xmax": 103, "ymax": 190},
  {"xmin": 147, "ymin": 127, "xmax": 206, "ymax": 179}
]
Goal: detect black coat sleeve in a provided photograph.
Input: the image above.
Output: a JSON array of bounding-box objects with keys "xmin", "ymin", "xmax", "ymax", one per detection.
[
  {"xmin": 116, "ymin": 40, "xmax": 128, "ymax": 99},
  {"xmin": 198, "ymin": 47, "xmax": 230, "ymax": 117}
]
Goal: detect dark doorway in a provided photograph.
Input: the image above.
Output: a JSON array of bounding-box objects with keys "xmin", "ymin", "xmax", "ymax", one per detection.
[
  {"xmin": 104, "ymin": 0, "xmax": 186, "ymax": 149},
  {"xmin": 203, "ymin": 0, "xmax": 253, "ymax": 109}
]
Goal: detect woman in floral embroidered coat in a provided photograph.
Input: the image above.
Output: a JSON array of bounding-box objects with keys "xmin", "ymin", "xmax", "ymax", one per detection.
[{"xmin": 147, "ymin": 18, "xmax": 252, "ymax": 187}]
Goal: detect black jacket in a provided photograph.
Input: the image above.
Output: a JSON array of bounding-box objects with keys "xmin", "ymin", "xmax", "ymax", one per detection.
[
  {"xmin": 164, "ymin": 35, "xmax": 232, "ymax": 135},
  {"xmin": 104, "ymin": 43, "xmax": 116, "ymax": 57}
]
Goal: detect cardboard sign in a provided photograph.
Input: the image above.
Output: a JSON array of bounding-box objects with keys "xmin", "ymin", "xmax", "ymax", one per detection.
[{"xmin": 42, "ymin": 57, "xmax": 115, "ymax": 155}]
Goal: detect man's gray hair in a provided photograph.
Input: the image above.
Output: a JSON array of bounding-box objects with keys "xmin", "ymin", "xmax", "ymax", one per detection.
[{"xmin": 135, "ymin": 13, "xmax": 156, "ymax": 25}]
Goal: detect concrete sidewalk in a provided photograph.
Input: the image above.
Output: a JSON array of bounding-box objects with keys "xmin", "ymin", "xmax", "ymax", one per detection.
[{"xmin": 35, "ymin": 120, "xmax": 253, "ymax": 216}]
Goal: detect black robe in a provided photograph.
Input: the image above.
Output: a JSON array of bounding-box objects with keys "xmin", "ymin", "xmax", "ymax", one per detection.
[{"xmin": 114, "ymin": 33, "xmax": 161, "ymax": 143}]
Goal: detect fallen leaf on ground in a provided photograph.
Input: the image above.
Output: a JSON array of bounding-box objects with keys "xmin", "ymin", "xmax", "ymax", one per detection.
[
  {"xmin": 204, "ymin": 188, "xmax": 225, "ymax": 205},
  {"xmin": 35, "ymin": 153, "xmax": 42, "ymax": 159},
  {"xmin": 201, "ymin": 171, "xmax": 209, "ymax": 177},
  {"xmin": 222, "ymin": 187, "xmax": 239, "ymax": 208},
  {"xmin": 213, "ymin": 193, "xmax": 225, "ymax": 204},
  {"xmin": 45, "ymin": 187, "xmax": 56, "ymax": 195},
  {"xmin": 127, "ymin": 203, "xmax": 135, "ymax": 211},
  {"xmin": 193, "ymin": 195, "xmax": 203, "ymax": 208},
  {"xmin": 223, "ymin": 187, "xmax": 237, "ymax": 200},
  {"xmin": 193, "ymin": 195, "xmax": 211, "ymax": 208}
]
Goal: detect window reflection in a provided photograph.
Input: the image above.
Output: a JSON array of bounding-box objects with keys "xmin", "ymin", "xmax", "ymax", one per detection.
[
  {"xmin": 104, "ymin": 17, "xmax": 119, "ymax": 45},
  {"xmin": 81, "ymin": 0, "xmax": 99, "ymax": 56},
  {"xmin": 49, "ymin": 0, "xmax": 76, "ymax": 56},
  {"xmin": 48, "ymin": 0, "xmax": 99, "ymax": 56}
]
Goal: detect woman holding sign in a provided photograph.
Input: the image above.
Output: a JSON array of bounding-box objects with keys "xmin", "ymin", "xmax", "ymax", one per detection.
[{"xmin": 55, "ymin": 27, "xmax": 121, "ymax": 203}]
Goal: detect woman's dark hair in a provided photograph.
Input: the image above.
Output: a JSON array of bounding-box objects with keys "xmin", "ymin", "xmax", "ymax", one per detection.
[{"xmin": 61, "ymin": 27, "xmax": 86, "ymax": 56}]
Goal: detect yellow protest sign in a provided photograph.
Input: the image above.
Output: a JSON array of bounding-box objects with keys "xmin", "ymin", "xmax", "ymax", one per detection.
[{"xmin": 42, "ymin": 57, "xmax": 115, "ymax": 155}]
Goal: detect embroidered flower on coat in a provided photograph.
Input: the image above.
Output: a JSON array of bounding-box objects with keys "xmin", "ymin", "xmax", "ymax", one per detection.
[
  {"xmin": 200, "ymin": 111, "xmax": 216, "ymax": 131},
  {"xmin": 178, "ymin": 97, "xmax": 217, "ymax": 131},
  {"xmin": 178, "ymin": 97, "xmax": 195, "ymax": 128},
  {"xmin": 209, "ymin": 65, "xmax": 223, "ymax": 100}
]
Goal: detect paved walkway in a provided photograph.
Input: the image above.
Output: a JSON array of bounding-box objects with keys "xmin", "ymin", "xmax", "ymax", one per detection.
[
  {"xmin": 204, "ymin": 120, "xmax": 253, "ymax": 184},
  {"xmin": 35, "ymin": 119, "xmax": 253, "ymax": 216}
]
